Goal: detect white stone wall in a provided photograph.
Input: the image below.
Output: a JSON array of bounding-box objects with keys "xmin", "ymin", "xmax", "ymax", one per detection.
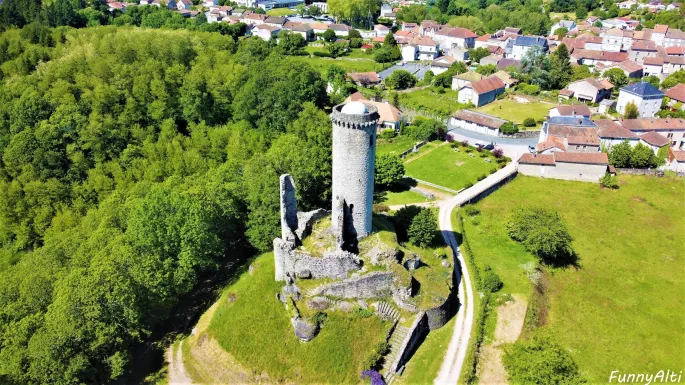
[
  {"xmin": 518, "ymin": 162, "xmax": 607, "ymax": 182},
  {"xmin": 458, "ymin": 87, "xmax": 476, "ymax": 105},
  {"xmin": 449, "ymin": 117, "xmax": 499, "ymax": 136}
]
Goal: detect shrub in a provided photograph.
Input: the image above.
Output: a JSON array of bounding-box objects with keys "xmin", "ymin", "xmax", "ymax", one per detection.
[
  {"xmin": 476, "ymin": 174, "xmax": 486, "ymax": 181},
  {"xmin": 393, "ymin": 205, "xmax": 423, "ymax": 242},
  {"xmin": 361, "ymin": 369, "xmax": 386, "ymax": 385},
  {"xmin": 408, "ymin": 208, "xmax": 438, "ymax": 247},
  {"xmin": 506, "ymin": 207, "xmax": 574, "ymax": 265},
  {"xmin": 523, "ymin": 117, "xmax": 536, "ymax": 127},
  {"xmin": 503, "ymin": 334, "xmax": 585, "ymax": 385},
  {"xmin": 379, "ymin": 128, "xmax": 397, "ymax": 140},
  {"xmin": 464, "ymin": 182, "xmax": 473, "ymax": 188},
  {"xmin": 375, "ymin": 154, "xmax": 405, "ymax": 188},
  {"xmin": 373, "ymin": 204, "xmax": 390, "ymax": 213},
  {"xmin": 600, "ymin": 173, "xmax": 618, "ymax": 189},
  {"xmin": 313, "ymin": 51, "xmax": 331, "ymax": 57},
  {"xmin": 480, "ymin": 152, "xmax": 489, "ymax": 158},
  {"xmin": 476, "ymin": 144, "xmax": 484, "ymax": 152},
  {"xmin": 492, "ymin": 148, "xmax": 504, "ymax": 158},
  {"xmin": 354, "ymin": 307, "xmax": 374, "ymax": 318},
  {"xmin": 481, "ymin": 266, "xmax": 503, "ymax": 293},
  {"xmin": 500, "ymin": 122, "xmax": 518, "ymax": 135},
  {"xmin": 463, "ymin": 205, "xmax": 480, "ymax": 217},
  {"xmin": 461, "ymin": 140, "xmax": 469, "ymax": 147}
]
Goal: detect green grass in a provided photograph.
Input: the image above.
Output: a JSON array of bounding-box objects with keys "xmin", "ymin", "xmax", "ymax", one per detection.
[
  {"xmin": 379, "ymin": 188, "xmax": 430, "ymax": 206},
  {"xmin": 377, "ymin": 136, "xmax": 420, "ymax": 156},
  {"xmin": 404, "ymin": 144, "xmax": 500, "ymax": 191},
  {"xmin": 399, "ymin": 88, "xmax": 469, "ymax": 118},
  {"xmin": 395, "ymin": 316, "xmax": 457, "ymax": 385},
  {"xmin": 474, "ymin": 98, "xmax": 554, "ymax": 129},
  {"xmin": 304, "ymin": 45, "xmax": 373, "ymax": 59},
  {"xmin": 266, "ymin": 8, "xmax": 296, "ymax": 16},
  {"xmin": 459, "ymin": 175, "xmax": 685, "ymax": 382},
  {"xmin": 287, "ymin": 56, "xmax": 391, "ymax": 76},
  {"xmin": 208, "ymin": 253, "xmax": 391, "ymax": 384}
]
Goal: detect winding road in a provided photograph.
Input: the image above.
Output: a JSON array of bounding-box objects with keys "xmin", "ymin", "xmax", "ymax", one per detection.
[{"xmin": 434, "ymin": 163, "xmax": 517, "ymax": 385}]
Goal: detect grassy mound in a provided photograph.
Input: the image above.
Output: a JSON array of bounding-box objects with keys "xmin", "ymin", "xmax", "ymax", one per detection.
[{"xmin": 208, "ymin": 253, "xmax": 391, "ymax": 384}]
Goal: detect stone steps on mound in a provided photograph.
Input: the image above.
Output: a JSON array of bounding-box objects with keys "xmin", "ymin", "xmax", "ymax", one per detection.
[
  {"xmin": 376, "ymin": 301, "xmax": 401, "ymax": 322},
  {"xmin": 381, "ymin": 325, "xmax": 410, "ymax": 384}
]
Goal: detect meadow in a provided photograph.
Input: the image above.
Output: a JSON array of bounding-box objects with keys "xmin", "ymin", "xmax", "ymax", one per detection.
[
  {"xmin": 458, "ymin": 175, "xmax": 685, "ymax": 382},
  {"xmin": 398, "ymin": 87, "xmax": 468, "ymax": 119},
  {"xmin": 474, "ymin": 98, "xmax": 554, "ymax": 129}
]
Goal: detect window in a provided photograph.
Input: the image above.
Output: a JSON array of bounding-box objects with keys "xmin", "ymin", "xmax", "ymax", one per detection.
[
  {"xmin": 667, "ymin": 133, "xmax": 673, "ymax": 138},
  {"xmin": 369, "ymin": 135, "xmax": 374, "ymax": 147},
  {"xmin": 349, "ymin": 204, "xmax": 354, "ymax": 215}
]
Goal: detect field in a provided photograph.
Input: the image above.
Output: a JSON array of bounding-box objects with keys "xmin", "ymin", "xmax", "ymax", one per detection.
[
  {"xmin": 474, "ymin": 97, "xmax": 554, "ymax": 129},
  {"xmin": 288, "ymin": 56, "xmax": 391, "ymax": 75},
  {"xmin": 207, "ymin": 253, "xmax": 391, "ymax": 384},
  {"xmin": 266, "ymin": 8, "xmax": 296, "ymax": 16},
  {"xmin": 459, "ymin": 175, "xmax": 685, "ymax": 382},
  {"xmin": 404, "ymin": 144, "xmax": 501, "ymax": 191},
  {"xmin": 399, "ymin": 87, "xmax": 468, "ymax": 118}
]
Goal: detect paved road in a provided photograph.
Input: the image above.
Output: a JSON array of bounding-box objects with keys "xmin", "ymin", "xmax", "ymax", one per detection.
[
  {"xmin": 447, "ymin": 128, "xmax": 537, "ymax": 161},
  {"xmin": 434, "ymin": 163, "xmax": 518, "ymax": 385}
]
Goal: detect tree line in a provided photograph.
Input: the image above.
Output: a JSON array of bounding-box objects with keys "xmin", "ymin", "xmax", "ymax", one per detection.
[{"xmin": 0, "ymin": 25, "xmax": 336, "ymax": 384}]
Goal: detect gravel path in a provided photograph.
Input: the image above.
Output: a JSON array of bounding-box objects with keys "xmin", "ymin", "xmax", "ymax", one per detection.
[{"xmin": 168, "ymin": 341, "xmax": 193, "ymax": 385}]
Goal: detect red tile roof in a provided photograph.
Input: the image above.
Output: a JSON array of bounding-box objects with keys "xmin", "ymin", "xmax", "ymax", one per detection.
[
  {"xmin": 665, "ymin": 83, "xmax": 685, "ymax": 103},
  {"xmin": 620, "ymin": 118, "xmax": 685, "ymax": 131},
  {"xmin": 348, "ymin": 72, "xmax": 380, "ymax": 84},
  {"xmin": 452, "ymin": 110, "xmax": 508, "ymax": 129},
  {"xmin": 643, "ymin": 56, "xmax": 664, "ymax": 66},
  {"xmin": 468, "ymin": 75, "xmax": 505, "ymax": 94},
  {"xmin": 665, "ymin": 46, "xmax": 685, "ymax": 55},
  {"xmin": 654, "ymin": 24, "xmax": 669, "ymax": 33},
  {"xmin": 595, "ymin": 119, "xmax": 639, "ymax": 139},
  {"xmin": 640, "ymin": 131, "xmax": 670, "ymax": 147},
  {"xmin": 573, "ymin": 49, "xmax": 628, "ymax": 62},
  {"xmin": 437, "ymin": 26, "xmax": 478, "ymax": 39},
  {"xmin": 672, "ymin": 151, "xmax": 685, "ymax": 162},
  {"xmin": 554, "ymin": 151, "xmax": 609, "ymax": 164},
  {"xmin": 536, "ymin": 136, "xmax": 567, "ymax": 152},
  {"xmin": 549, "ymin": 126, "xmax": 599, "ymax": 145},
  {"xmin": 519, "ymin": 153, "xmax": 555, "ymax": 165}
]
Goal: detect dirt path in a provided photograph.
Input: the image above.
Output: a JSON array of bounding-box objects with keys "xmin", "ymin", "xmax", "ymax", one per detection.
[
  {"xmin": 477, "ymin": 295, "xmax": 528, "ymax": 385},
  {"xmin": 168, "ymin": 341, "xmax": 193, "ymax": 385}
]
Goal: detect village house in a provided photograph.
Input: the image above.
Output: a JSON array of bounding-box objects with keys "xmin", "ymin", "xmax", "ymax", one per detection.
[
  {"xmin": 176, "ymin": 0, "xmax": 191, "ymax": 10},
  {"xmin": 496, "ymin": 58, "xmax": 521, "ymax": 70},
  {"xmin": 571, "ymin": 49, "xmax": 628, "ymax": 67},
  {"xmin": 282, "ymin": 21, "xmax": 314, "ymax": 41},
  {"xmin": 538, "ymin": 116, "xmax": 600, "ymax": 153},
  {"xmin": 451, "ymin": 71, "xmax": 483, "ymax": 91},
  {"xmin": 599, "ymin": 60, "xmax": 644, "ymax": 78},
  {"xmin": 457, "ymin": 75, "xmax": 505, "ymax": 107},
  {"xmin": 549, "ymin": 104, "xmax": 592, "ymax": 118},
  {"xmin": 619, "ymin": 118, "xmax": 685, "ymax": 150},
  {"xmin": 348, "ymin": 72, "xmax": 381, "ymax": 87},
  {"xmin": 562, "ymin": 78, "xmax": 613, "ymax": 103},
  {"xmin": 642, "ymin": 56, "xmax": 664, "ymax": 76},
  {"xmin": 264, "ymin": 16, "xmax": 287, "ymax": 27},
  {"xmin": 506, "ymin": 36, "xmax": 548, "ymax": 60},
  {"xmin": 402, "ymin": 36, "xmax": 439, "ymax": 61},
  {"xmin": 480, "ymin": 54, "xmax": 503, "ymax": 67},
  {"xmin": 432, "ymin": 27, "xmax": 478, "ymax": 51},
  {"xmin": 344, "ymin": 92, "xmax": 404, "ymax": 131},
  {"xmin": 493, "ymin": 70, "xmax": 517, "ymax": 88},
  {"xmin": 252, "ymin": 24, "xmax": 280, "ymax": 40},
  {"xmin": 663, "ymin": 55, "xmax": 685, "ymax": 75},
  {"xmin": 577, "ymin": 34, "xmax": 603, "ymax": 51},
  {"xmin": 628, "ymin": 40, "xmax": 658, "ymax": 63},
  {"xmin": 664, "ymin": 29, "xmax": 685, "ymax": 47},
  {"xmin": 639, "ymin": 131, "xmax": 671, "ymax": 153},
  {"xmin": 330, "ymin": 24, "xmax": 351, "ymax": 37},
  {"xmin": 374, "ymin": 24, "xmax": 390, "ymax": 37},
  {"xmin": 449, "ymin": 110, "xmax": 508, "ymax": 136},
  {"xmin": 242, "ymin": 13, "xmax": 268, "ymax": 25},
  {"xmin": 402, "ymin": 22, "xmax": 418, "ymax": 31},
  {"xmin": 665, "ymin": 84, "xmax": 685, "ymax": 111},
  {"xmin": 594, "ymin": 119, "xmax": 640, "ymax": 149},
  {"xmin": 667, "ymin": 150, "xmax": 685, "ymax": 173},
  {"xmin": 430, "ymin": 56, "xmax": 456, "ymax": 75},
  {"xmin": 601, "ymin": 29, "xmax": 628, "ymax": 52},
  {"xmin": 617, "ymin": 82, "xmax": 664, "ymax": 118}
]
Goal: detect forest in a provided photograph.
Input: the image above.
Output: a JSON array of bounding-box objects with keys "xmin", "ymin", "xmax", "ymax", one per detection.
[{"xmin": 0, "ymin": 24, "xmax": 337, "ymax": 384}]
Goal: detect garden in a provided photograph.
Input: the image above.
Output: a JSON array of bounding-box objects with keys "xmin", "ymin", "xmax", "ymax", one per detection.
[
  {"xmin": 474, "ymin": 97, "xmax": 554, "ymax": 130},
  {"xmin": 456, "ymin": 175, "xmax": 685, "ymax": 382},
  {"xmin": 397, "ymin": 87, "xmax": 470, "ymax": 119}
]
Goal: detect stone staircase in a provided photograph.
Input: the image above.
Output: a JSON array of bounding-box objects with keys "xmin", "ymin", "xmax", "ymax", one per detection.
[
  {"xmin": 381, "ymin": 325, "xmax": 410, "ymax": 385},
  {"xmin": 376, "ymin": 301, "xmax": 401, "ymax": 322}
]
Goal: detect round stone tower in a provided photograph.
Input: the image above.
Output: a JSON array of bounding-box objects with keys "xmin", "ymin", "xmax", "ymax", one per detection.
[{"xmin": 330, "ymin": 101, "xmax": 380, "ymax": 241}]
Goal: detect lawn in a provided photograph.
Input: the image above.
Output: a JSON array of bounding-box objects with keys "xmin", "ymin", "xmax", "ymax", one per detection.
[
  {"xmin": 404, "ymin": 144, "xmax": 500, "ymax": 191},
  {"xmin": 377, "ymin": 136, "xmax": 420, "ymax": 156},
  {"xmin": 266, "ymin": 8, "xmax": 296, "ymax": 16},
  {"xmin": 375, "ymin": 183, "xmax": 431, "ymax": 206},
  {"xmin": 459, "ymin": 175, "xmax": 685, "ymax": 382},
  {"xmin": 287, "ymin": 56, "xmax": 391, "ymax": 76},
  {"xmin": 208, "ymin": 253, "xmax": 391, "ymax": 384},
  {"xmin": 474, "ymin": 98, "xmax": 554, "ymax": 129},
  {"xmin": 399, "ymin": 87, "xmax": 469, "ymax": 119}
]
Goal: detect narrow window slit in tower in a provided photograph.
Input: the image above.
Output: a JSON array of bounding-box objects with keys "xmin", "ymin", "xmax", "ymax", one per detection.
[{"xmin": 369, "ymin": 135, "xmax": 373, "ymax": 147}]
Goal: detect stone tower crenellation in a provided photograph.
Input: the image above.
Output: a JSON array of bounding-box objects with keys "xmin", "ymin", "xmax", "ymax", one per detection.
[{"xmin": 329, "ymin": 102, "xmax": 380, "ymax": 242}]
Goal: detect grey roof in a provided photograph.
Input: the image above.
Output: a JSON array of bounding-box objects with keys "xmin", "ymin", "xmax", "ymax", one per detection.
[
  {"xmin": 620, "ymin": 82, "xmax": 665, "ymax": 98},
  {"xmin": 514, "ymin": 36, "xmax": 549, "ymax": 48},
  {"xmin": 547, "ymin": 116, "xmax": 597, "ymax": 127}
]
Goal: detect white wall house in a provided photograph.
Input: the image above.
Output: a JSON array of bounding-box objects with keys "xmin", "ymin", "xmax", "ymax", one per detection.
[
  {"xmin": 616, "ymin": 82, "xmax": 664, "ymax": 118},
  {"xmin": 566, "ymin": 78, "xmax": 613, "ymax": 103},
  {"xmin": 449, "ymin": 110, "xmax": 507, "ymax": 137},
  {"xmin": 507, "ymin": 36, "xmax": 548, "ymax": 60}
]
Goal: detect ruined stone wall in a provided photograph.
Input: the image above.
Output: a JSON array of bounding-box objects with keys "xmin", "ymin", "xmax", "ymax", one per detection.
[
  {"xmin": 391, "ymin": 312, "xmax": 429, "ymax": 373},
  {"xmin": 330, "ymin": 104, "xmax": 379, "ymax": 240},
  {"xmin": 425, "ymin": 289, "xmax": 457, "ymax": 330},
  {"xmin": 289, "ymin": 250, "xmax": 361, "ymax": 280},
  {"xmin": 280, "ymin": 175, "xmax": 298, "ymax": 243},
  {"xmin": 310, "ymin": 271, "xmax": 394, "ymax": 299}
]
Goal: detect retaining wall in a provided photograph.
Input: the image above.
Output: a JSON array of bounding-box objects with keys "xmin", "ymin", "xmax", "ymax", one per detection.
[
  {"xmin": 615, "ymin": 167, "xmax": 660, "ymax": 175},
  {"xmin": 310, "ymin": 271, "xmax": 394, "ymax": 298},
  {"xmin": 391, "ymin": 312, "xmax": 429, "ymax": 373}
]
